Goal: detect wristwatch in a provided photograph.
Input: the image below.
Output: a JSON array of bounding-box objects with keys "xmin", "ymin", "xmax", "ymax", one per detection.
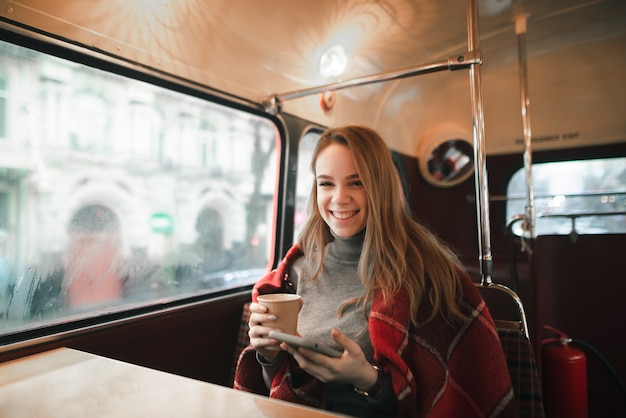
[{"xmin": 354, "ymin": 365, "xmax": 385, "ymax": 397}]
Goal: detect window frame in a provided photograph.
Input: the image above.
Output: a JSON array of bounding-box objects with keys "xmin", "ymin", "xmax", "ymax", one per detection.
[
  {"xmin": 506, "ymin": 156, "xmax": 626, "ymax": 237},
  {"xmin": 0, "ymin": 28, "xmax": 289, "ymax": 345}
]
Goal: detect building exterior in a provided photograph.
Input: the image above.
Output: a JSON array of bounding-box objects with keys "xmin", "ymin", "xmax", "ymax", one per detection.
[{"xmin": 0, "ymin": 41, "xmax": 276, "ymax": 324}]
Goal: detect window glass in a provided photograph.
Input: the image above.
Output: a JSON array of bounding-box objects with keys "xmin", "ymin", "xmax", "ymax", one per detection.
[
  {"xmin": 69, "ymin": 93, "xmax": 111, "ymax": 152},
  {"xmin": 0, "ymin": 72, "xmax": 6, "ymax": 139},
  {"xmin": 0, "ymin": 40, "xmax": 277, "ymax": 336},
  {"xmin": 507, "ymin": 157, "xmax": 626, "ymax": 236},
  {"xmin": 294, "ymin": 131, "xmax": 322, "ymax": 241}
]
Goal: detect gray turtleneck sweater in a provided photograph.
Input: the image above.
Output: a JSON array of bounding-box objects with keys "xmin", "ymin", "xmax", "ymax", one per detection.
[
  {"xmin": 291, "ymin": 230, "xmax": 374, "ymax": 363},
  {"xmin": 258, "ymin": 230, "xmax": 396, "ymax": 416}
]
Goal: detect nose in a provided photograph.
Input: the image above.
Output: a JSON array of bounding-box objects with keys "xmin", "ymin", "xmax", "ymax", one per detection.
[{"xmin": 331, "ymin": 185, "xmax": 350, "ymax": 204}]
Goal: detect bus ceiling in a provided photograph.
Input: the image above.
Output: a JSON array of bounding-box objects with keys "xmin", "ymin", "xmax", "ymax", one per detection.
[{"xmin": 0, "ymin": 0, "xmax": 623, "ymax": 157}]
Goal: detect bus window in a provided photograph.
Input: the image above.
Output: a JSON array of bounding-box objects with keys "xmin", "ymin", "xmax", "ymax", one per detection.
[
  {"xmin": 293, "ymin": 131, "xmax": 322, "ymax": 241},
  {"xmin": 0, "ymin": 40, "xmax": 277, "ymax": 336},
  {"xmin": 507, "ymin": 157, "xmax": 626, "ymax": 236},
  {"xmin": 0, "ymin": 71, "xmax": 6, "ymax": 139}
]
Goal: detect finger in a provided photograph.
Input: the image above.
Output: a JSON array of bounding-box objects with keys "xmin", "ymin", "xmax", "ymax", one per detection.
[
  {"xmin": 248, "ymin": 312, "xmax": 277, "ymax": 327},
  {"xmin": 249, "ymin": 302, "xmax": 266, "ymax": 313},
  {"xmin": 330, "ymin": 328, "xmax": 358, "ymax": 352},
  {"xmin": 249, "ymin": 328, "xmax": 282, "ymax": 351},
  {"xmin": 297, "ymin": 346, "xmax": 343, "ymax": 366},
  {"xmin": 252, "ymin": 335, "xmax": 280, "ymax": 348},
  {"xmin": 281, "ymin": 344, "xmax": 338, "ymax": 382},
  {"xmin": 281, "ymin": 343, "xmax": 338, "ymax": 369},
  {"xmin": 249, "ymin": 324, "xmax": 281, "ymax": 339},
  {"xmin": 281, "ymin": 344, "xmax": 316, "ymax": 369}
]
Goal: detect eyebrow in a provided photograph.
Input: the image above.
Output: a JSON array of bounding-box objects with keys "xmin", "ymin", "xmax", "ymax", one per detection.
[{"xmin": 316, "ymin": 173, "xmax": 360, "ymax": 180}]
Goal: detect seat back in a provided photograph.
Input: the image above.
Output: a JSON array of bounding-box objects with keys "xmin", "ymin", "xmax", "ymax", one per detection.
[
  {"xmin": 477, "ymin": 282, "xmax": 529, "ymax": 338},
  {"xmin": 477, "ymin": 282, "xmax": 545, "ymax": 418}
]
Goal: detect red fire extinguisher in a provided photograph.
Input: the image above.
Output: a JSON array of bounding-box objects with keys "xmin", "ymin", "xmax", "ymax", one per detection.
[{"xmin": 541, "ymin": 325, "xmax": 588, "ymax": 418}]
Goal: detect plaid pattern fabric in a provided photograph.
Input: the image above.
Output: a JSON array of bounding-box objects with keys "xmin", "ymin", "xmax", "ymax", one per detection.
[
  {"xmin": 498, "ymin": 328, "xmax": 545, "ymax": 418},
  {"xmin": 229, "ymin": 303, "xmax": 251, "ymax": 387},
  {"xmin": 367, "ymin": 279, "xmax": 518, "ymax": 418},
  {"xmin": 234, "ymin": 244, "xmax": 519, "ymax": 417}
]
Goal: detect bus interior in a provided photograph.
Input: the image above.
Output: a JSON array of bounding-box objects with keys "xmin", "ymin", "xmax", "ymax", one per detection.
[{"xmin": 0, "ymin": 0, "xmax": 625, "ymax": 416}]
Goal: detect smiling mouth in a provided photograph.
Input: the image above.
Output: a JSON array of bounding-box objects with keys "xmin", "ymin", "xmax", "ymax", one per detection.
[{"xmin": 331, "ymin": 210, "xmax": 358, "ymax": 220}]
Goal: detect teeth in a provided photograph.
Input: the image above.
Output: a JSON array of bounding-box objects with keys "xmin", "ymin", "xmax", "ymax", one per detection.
[{"xmin": 333, "ymin": 211, "xmax": 355, "ymax": 219}]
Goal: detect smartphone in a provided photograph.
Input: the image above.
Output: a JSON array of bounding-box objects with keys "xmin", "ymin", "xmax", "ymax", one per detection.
[{"xmin": 268, "ymin": 330, "xmax": 343, "ymax": 358}]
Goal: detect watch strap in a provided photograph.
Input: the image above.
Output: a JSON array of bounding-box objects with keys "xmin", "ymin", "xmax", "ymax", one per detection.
[{"xmin": 354, "ymin": 365, "xmax": 385, "ymax": 397}]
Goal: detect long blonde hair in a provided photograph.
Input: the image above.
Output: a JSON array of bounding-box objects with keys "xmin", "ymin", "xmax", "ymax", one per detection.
[{"xmin": 297, "ymin": 125, "xmax": 468, "ymax": 327}]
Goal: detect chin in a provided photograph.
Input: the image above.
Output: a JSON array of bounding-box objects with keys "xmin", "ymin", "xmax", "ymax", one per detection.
[{"xmin": 333, "ymin": 228, "xmax": 361, "ymax": 238}]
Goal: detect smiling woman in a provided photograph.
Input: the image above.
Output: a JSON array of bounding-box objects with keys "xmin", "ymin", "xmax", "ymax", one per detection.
[
  {"xmin": 0, "ymin": 1, "xmax": 625, "ymax": 417},
  {"xmin": 235, "ymin": 125, "xmax": 518, "ymax": 418}
]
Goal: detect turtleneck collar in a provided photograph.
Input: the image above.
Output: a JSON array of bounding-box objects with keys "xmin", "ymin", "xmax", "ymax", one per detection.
[{"xmin": 327, "ymin": 229, "xmax": 365, "ymax": 262}]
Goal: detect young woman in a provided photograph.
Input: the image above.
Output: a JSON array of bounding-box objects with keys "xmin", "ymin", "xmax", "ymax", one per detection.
[{"xmin": 234, "ymin": 125, "xmax": 517, "ymax": 418}]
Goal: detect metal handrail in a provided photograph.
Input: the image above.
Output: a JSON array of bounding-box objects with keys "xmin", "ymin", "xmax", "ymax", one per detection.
[
  {"xmin": 492, "ymin": 191, "xmax": 626, "ymax": 202},
  {"xmin": 535, "ymin": 210, "xmax": 626, "ymax": 220},
  {"xmin": 467, "ymin": 0, "xmax": 493, "ymax": 286},
  {"xmin": 475, "ymin": 281, "xmax": 530, "ymax": 339},
  {"xmin": 260, "ymin": 51, "xmax": 481, "ymax": 115},
  {"xmin": 515, "ymin": 12, "xmax": 536, "ymax": 240},
  {"xmin": 506, "ymin": 215, "xmax": 527, "ymax": 292}
]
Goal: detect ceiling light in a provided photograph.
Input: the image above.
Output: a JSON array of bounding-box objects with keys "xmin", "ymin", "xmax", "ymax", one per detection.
[{"xmin": 319, "ymin": 45, "xmax": 348, "ymax": 78}]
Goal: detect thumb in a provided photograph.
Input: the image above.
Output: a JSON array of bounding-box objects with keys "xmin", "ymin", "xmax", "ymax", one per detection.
[{"xmin": 331, "ymin": 328, "xmax": 357, "ymax": 352}]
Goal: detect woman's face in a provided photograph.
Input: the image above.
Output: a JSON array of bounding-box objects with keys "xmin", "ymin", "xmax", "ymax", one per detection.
[{"xmin": 315, "ymin": 143, "xmax": 368, "ymax": 238}]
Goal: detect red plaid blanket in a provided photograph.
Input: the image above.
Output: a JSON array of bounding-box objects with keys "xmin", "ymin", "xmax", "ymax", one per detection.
[{"xmin": 234, "ymin": 245, "xmax": 518, "ymax": 417}]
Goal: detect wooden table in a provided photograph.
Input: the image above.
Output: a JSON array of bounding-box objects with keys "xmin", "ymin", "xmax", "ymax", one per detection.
[{"xmin": 0, "ymin": 347, "xmax": 348, "ymax": 417}]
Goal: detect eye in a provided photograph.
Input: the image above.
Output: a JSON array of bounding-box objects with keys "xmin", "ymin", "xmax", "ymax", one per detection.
[
  {"xmin": 349, "ymin": 180, "xmax": 363, "ymax": 187},
  {"xmin": 317, "ymin": 181, "xmax": 333, "ymax": 187}
]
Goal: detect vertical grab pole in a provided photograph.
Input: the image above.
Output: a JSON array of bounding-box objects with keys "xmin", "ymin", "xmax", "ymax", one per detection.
[
  {"xmin": 515, "ymin": 13, "xmax": 536, "ymax": 240},
  {"xmin": 467, "ymin": 0, "xmax": 493, "ymax": 286}
]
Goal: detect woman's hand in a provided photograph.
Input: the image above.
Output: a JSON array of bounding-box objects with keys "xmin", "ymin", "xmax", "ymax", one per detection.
[
  {"xmin": 247, "ymin": 302, "xmax": 282, "ymax": 361},
  {"xmin": 280, "ymin": 328, "xmax": 379, "ymax": 390}
]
